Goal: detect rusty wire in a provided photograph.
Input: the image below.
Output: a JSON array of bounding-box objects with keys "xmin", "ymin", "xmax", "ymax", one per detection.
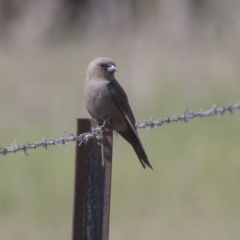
[{"xmin": 1, "ymin": 102, "xmax": 240, "ymax": 156}]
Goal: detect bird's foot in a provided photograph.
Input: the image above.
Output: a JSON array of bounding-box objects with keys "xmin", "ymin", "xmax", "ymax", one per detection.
[{"xmin": 102, "ymin": 116, "xmax": 112, "ymax": 127}]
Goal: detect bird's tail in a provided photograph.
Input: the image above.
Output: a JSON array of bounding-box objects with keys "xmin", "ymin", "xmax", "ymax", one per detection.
[
  {"xmin": 119, "ymin": 131, "xmax": 153, "ymax": 169},
  {"xmin": 131, "ymin": 140, "xmax": 153, "ymax": 169}
]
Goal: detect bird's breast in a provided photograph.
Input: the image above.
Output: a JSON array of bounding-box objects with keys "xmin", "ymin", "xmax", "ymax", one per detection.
[{"xmin": 84, "ymin": 80, "xmax": 127, "ymax": 131}]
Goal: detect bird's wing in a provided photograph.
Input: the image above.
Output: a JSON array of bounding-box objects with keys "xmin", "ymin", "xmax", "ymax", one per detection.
[
  {"xmin": 107, "ymin": 80, "xmax": 142, "ymax": 142},
  {"xmin": 107, "ymin": 80, "xmax": 152, "ymax": 169}
]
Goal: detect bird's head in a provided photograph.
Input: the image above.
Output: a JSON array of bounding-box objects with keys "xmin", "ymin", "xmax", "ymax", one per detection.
[{"xmin": 86, "ymin": 57, "xmax": 117, "ymax": 81}]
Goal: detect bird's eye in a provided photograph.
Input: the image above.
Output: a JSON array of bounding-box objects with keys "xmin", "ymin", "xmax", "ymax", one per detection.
[{"xmin": 100, "ymin": 64, "xmax": 107, "ymax": 68}]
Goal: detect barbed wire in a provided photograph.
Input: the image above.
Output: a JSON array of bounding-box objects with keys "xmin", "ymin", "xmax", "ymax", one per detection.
[
  {"xmin": 0, "ymin": 123, "xmax": 107, "ymax": 156},
  {"xmin": 136, "ymin": 102, "xmax": 240, "ymax": 130},
  {"xmin": 1, "ymin": 102, "xmax": 239, "ymax": 156}
]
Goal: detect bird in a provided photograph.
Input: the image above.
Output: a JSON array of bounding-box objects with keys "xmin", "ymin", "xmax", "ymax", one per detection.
[{"xmin": 84, "ymin": 57, "xmax": 152, "ymax": 169}]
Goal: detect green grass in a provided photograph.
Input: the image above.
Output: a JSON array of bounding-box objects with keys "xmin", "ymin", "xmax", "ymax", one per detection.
[{"xmin": 0, "ymin": 36, "xmax": 240, "ymax": 240}]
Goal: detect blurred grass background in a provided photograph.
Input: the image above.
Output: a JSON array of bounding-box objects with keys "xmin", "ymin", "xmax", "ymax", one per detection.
[{"xmin": 0, "ymin": 0, "xmax": 240, "ymax": 239}]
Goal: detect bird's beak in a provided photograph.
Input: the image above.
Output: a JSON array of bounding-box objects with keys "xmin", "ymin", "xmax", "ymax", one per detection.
[{"xmin": 107, "ymin": 65, "xmax": 117, "ymax": 73}]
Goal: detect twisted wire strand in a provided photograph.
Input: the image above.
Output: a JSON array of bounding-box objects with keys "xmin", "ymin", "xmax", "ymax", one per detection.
[{"xmin": 1, "ymin": 102, "xmax": 239, "ymax": 156}]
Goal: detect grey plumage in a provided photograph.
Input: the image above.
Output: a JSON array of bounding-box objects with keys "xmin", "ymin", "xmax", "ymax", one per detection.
[{"xmin": 84, "ymin": 57, "xmax": 152, "ymax": 169}]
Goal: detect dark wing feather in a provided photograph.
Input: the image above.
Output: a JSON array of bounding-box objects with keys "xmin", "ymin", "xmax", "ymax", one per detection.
[
  {"xmin": 107, "ymin": 80, "xmax": 135, "ymax": 122},
  {"xmin": 107, "ymin": 80, "xmax": 141, "ymax": 139},
  {"xmin": 107, "ymin": 80, "xmax": 152, "ymax": 169}
]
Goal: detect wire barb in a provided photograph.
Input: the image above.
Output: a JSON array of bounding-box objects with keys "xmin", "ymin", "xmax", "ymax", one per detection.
[
  {"xmin": 135, "ymin": 102, "xmax": 240, "ymax": 130},
  {"xmin": 1, "ymin": 102, "xmax": 240, "ymax": 156}
]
